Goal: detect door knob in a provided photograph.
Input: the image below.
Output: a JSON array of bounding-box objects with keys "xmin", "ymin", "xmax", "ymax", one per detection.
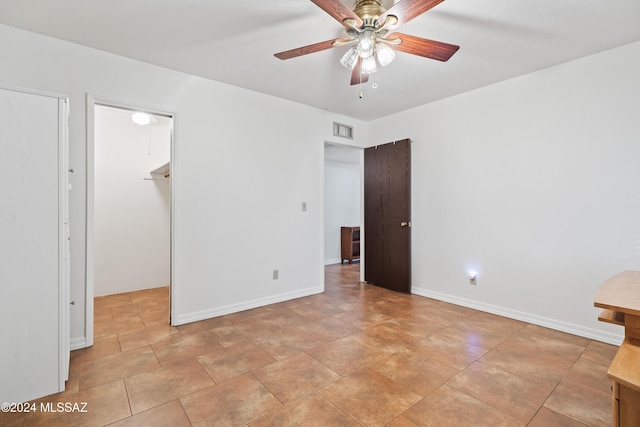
[{"xmin": 400, "ymin": 222, "xmax": 411, "ymax": 227}]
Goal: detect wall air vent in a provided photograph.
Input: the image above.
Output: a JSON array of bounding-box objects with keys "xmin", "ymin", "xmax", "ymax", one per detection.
[{"xmin": 333, "ymin": 122, "xmax": 353, "ymax": 139}]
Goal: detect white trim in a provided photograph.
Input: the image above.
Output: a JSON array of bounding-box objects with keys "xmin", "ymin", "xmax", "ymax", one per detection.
[
  {"xmin": 85, "ymin": 94, "xmax": 176, "ymax": 347},
  {"xmin": 0, "ymin": 83, "xmax": 67, "ymax": 101},
  {"xmin": 58, "ymin": 97, "xmax": 70, "ymax": 387},
  {"xmin": 85, "ymin": 95, "xmax": 95, "ymax": 347},
  {"xmin": 70, "ymin": 337, "xmax": 87, "ymax": 351},
  {"xmin": 173, "ymin": 287, "xmax": 324, "ymax": 326},
  {"xmin": 412, "ymin": 286, "xmax": 624, "ymax": 346}
]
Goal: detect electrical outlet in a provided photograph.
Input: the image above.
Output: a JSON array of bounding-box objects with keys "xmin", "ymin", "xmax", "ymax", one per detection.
[{"xmin": 272, "ymin": 269, "xmax": 279, "ymax": 280}]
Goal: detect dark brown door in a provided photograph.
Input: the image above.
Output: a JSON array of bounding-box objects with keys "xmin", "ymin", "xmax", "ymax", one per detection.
[{"xmin": 364, "ymin": 139, "xmax": 411, "ymax": 293}]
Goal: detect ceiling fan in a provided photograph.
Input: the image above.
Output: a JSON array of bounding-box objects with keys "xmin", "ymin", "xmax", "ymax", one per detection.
[{"xmin": 274, "ymin": 0, "xmax": 460, "ymax": 86}]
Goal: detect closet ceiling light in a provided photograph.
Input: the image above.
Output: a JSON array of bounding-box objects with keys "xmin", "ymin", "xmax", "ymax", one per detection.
[{"xmin": 132, "ymin": 112, "xmax": 151, "ymax": 126}]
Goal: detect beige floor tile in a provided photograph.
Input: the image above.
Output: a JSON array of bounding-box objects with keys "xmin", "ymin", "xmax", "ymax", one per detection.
[
  {"xmin": 386, "ymin": 415, "xmax": 422, "ymax": 427},
  {"xmin": 180, "ymin": 373, "xmax": 283, "ymax": 426},
  {"xmin": 580, "ymin": 340, "xmax": 619, "ymax": 366},
  {"xmin": 330, "ymin": 308, "xmax": 393, "ymax": 328},
  {"xmin": 253, "ymin": 353, "xmax": 341, "ymax": 404},
  {"xmin": 351, "ymin": 322, "xmax": 421, "ymax": 356},
  {"xmin": 79, "ymin": 345, "xmax": 160, "ymax": 390},
  {"xmin": 433, "ymin": 301, "xmax": 480, "ymax": 321},
  {"xmin": 288, "ymin": 300, "xmax": 346, "ymax": 320},
  {"xmin": 402, "ymin": 385, "xmax": 524, "ymax": 427},
  {"xmin": 151, "ymin": 330, "xmax": 222, "ymax": 366},
  {"xmin": 294, "ymin": 315, "xmax": 364, "ymax": 343},
  {"xmin": 175, "ymin": 315, "xmax": 231, "ymax": 335},
  {"xmin": 111, "ymin": 315, "xmax": 147, "ymax": 334},
  {"xmin": 125, "ymin": 358, "xmax": 215, "ymax": 414},
  {"xmin": 320, "ymin": 367, "xmax": 422, "ymax": 427},
  {"xmin": 22, "ymin": 380, "xmax": 131, "ymax": 427},
  {"xmin": 368, "ymin": 353, "xmax": 460, "ymax": 397},
  {"xmin": 253, "ymin": 326, "xmax": 324, "ymax": 360},
  {"xmin": 70, "ymin": 334, "xmax": 121, "ymax": 365},
  {"xmin": 196, "ymin": 341, "xmax": 277, "ymax": 382},
  {"xmin": 543, "ymin": 378, "xmax": 611, "ymax": 427},
  {"xmin": 564, "ymin": 356, "xmax": 613, "ymax": 393},
  {"xmin": 118, "ymin": 323, "xmax": 181, "ymax": 352},
  {"xmin": 386, "ymin": 317, "xmax": 450, "ymax": 340},
  {"xmin": 521, "ymin": 324, "xmax": 591, "ymax": 348},
  {"xmin": 254, "ymin": 307, "xmax": 312, "ymax": 328},
  {"xmin": 463, "ymin": 311, "xmax": 527, "ymax": 335},
  {"xmin": 436, "ymin": 322, "xmax": 512, "ymax": 352},
  {"xmin": 528, "ymin": 407, "xmax": 589, "ymax": 427},
  {"xmin": 501, "ymin": 326, "xmax": 587, "ymax": 364},
  {"xmin": 94, "ymin": 293, "xmax": 133, "ymax": 310},
  {"xmin": 208, "ymin": 320, "xmax": 270, "ymax": 347},
  {"xmin": 128, "ymin": 287, "xmax": 169, "ymax": 303},
  {"xmin": 305, "ymin": 335, "xmax": 388, "ymax": 375},
  {"xmin": 107, "ymin": 400, "xmax": 191, "ymax": 427},
  {"xmin": 410, "ymin": 332, "xmax": 487, "ymax": 371},
  {"xmin": 139, "ymin": 309, "xmax": 169, "ymax": 326},
  {"xmin": 110, "ymin": 304, "xmax": 144, "ymax": 319},
  {"xmin": 447, "ymin": 361, "xmax": 555, "ymax": 422},
  {"xmin": 479, "ymin": 342, "xmax": 573, "ymax": 388},
  {"xmin": 249, "ymin": 392, "xmax": 359, "ymax": 426}
]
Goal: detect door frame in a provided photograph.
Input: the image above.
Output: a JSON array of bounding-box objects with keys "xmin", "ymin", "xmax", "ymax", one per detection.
[
  {"xmin": 85, "ymin": 94, "xmax": 176, "ymax": 347},
  {"xmin": 322, "ymin": 141, "xmax": 366, "ymax": 282}
]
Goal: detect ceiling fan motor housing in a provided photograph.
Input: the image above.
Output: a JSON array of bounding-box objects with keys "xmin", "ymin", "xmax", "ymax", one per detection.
[{"xmin": 354, "ymin": 0, "xmax": 385, "ymax": 28}]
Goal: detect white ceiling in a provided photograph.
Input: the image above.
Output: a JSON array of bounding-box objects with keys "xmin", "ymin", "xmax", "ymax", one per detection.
[{"xmin": 1, "ymin": 0, "xmax": 639, "ymax": 121}]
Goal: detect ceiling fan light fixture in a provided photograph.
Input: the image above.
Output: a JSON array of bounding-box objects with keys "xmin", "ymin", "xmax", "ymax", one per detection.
[
  {"xmin": 357, "ymin": 30, "xmax": 375, "ymax": 58},
  {"xmin": 340, "ymin": 47, "xmax": 359, "ymax": 70},
  {"xmin": 375, "ymin": 42, "xmax": 395, "ymax": 66},
  {"xmin": 361, "ymin": 55, "xmax": 377, "ymax": 74}
]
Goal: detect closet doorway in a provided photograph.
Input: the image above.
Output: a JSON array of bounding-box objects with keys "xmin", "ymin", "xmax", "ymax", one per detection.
[{"xmin": 86, "ymin": 98, "xmax": 174, "ymax": 347}]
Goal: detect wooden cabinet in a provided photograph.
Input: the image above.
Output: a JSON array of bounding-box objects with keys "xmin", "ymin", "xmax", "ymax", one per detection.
[
  {"xmin": 341, "ymin": 226, "xmax": 360, "ymax": 264},
  {"xmin": 594, "ymin": 271, "xmax": 640, "ymax": 427}
]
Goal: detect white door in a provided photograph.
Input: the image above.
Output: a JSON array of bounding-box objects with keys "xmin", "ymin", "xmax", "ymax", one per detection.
[{"xmin": 0, "ymin": 86, "xmax": 69, "ymax": 403}]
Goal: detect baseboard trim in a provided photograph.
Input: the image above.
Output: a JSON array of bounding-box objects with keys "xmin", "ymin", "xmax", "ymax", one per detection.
[
  {"xmin": 173, "ymin": 286, "xmax": 325, "ymax": 326},
  {"xmin": 70, "ymin": 337, "xmax": 87, "ymax": 351},
  {"xmin": 412, "ymin": 286, "xmax": 624, "ymax": 346}
]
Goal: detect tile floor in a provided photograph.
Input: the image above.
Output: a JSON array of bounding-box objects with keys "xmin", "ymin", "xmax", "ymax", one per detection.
[{"xmin": 1, "ymin": 264, "xmax": 618, "ymax": 426}]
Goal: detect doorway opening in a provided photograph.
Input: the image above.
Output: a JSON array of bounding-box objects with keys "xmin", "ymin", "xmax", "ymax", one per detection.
[
  {"xmin": 85, "ymin": 97, "xmax": 175, "ymax": 347},
  {"xmin": 324, "ymin": 142, "xmax": 363, "ymax": 280}
]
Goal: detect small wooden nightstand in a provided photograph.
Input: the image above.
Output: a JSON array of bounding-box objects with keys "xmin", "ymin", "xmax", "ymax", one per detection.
[{"xmin": 341, "ymin": 226, "xmax": 360, "ymax": 264}]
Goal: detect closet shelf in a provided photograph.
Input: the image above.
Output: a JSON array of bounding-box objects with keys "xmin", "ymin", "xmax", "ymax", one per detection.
[{"xmin": 149, "ymin": 161, "xmax": 170, "ymax": 179}]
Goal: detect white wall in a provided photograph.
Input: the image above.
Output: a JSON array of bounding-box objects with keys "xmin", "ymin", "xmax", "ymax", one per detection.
[
  {"xmin": 0, "ymin": 24, "xmax": 369, "ymax": 346},
  {"xmin": 324, "ymin": 145, "xmax": 361, "ymax": 264},
  {"xmin": 369, "ymin": 41, "xmax": 640, "ymax": 345},
  {"xmin": 94, "ymin": 106, "xmax": 171, "ymax": 296}
]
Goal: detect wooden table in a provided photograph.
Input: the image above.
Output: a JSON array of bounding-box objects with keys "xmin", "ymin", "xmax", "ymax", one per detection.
[{"xmin": 594, "ymin": 271, "xmax": 640, "ymax": 426}]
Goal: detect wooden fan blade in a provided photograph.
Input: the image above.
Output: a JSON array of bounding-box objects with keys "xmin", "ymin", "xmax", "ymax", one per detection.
[
  {"xmin": 350, "ymin": 58, "xmax": 369, "ymax": 86},
  {"xmin": 380, "ymin": 0, "xmax": 445, "ymax": 27},
  {"xmin": 388, "ymin": 33, "xmax": 459, "ymax": 62},
  {"xmin": 274, "ymin": 38, "xmax": 341, "ymax": 60},
  {"xmin": 311, "ymin": 0, "xmax": 363, "ymax": 27}
]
